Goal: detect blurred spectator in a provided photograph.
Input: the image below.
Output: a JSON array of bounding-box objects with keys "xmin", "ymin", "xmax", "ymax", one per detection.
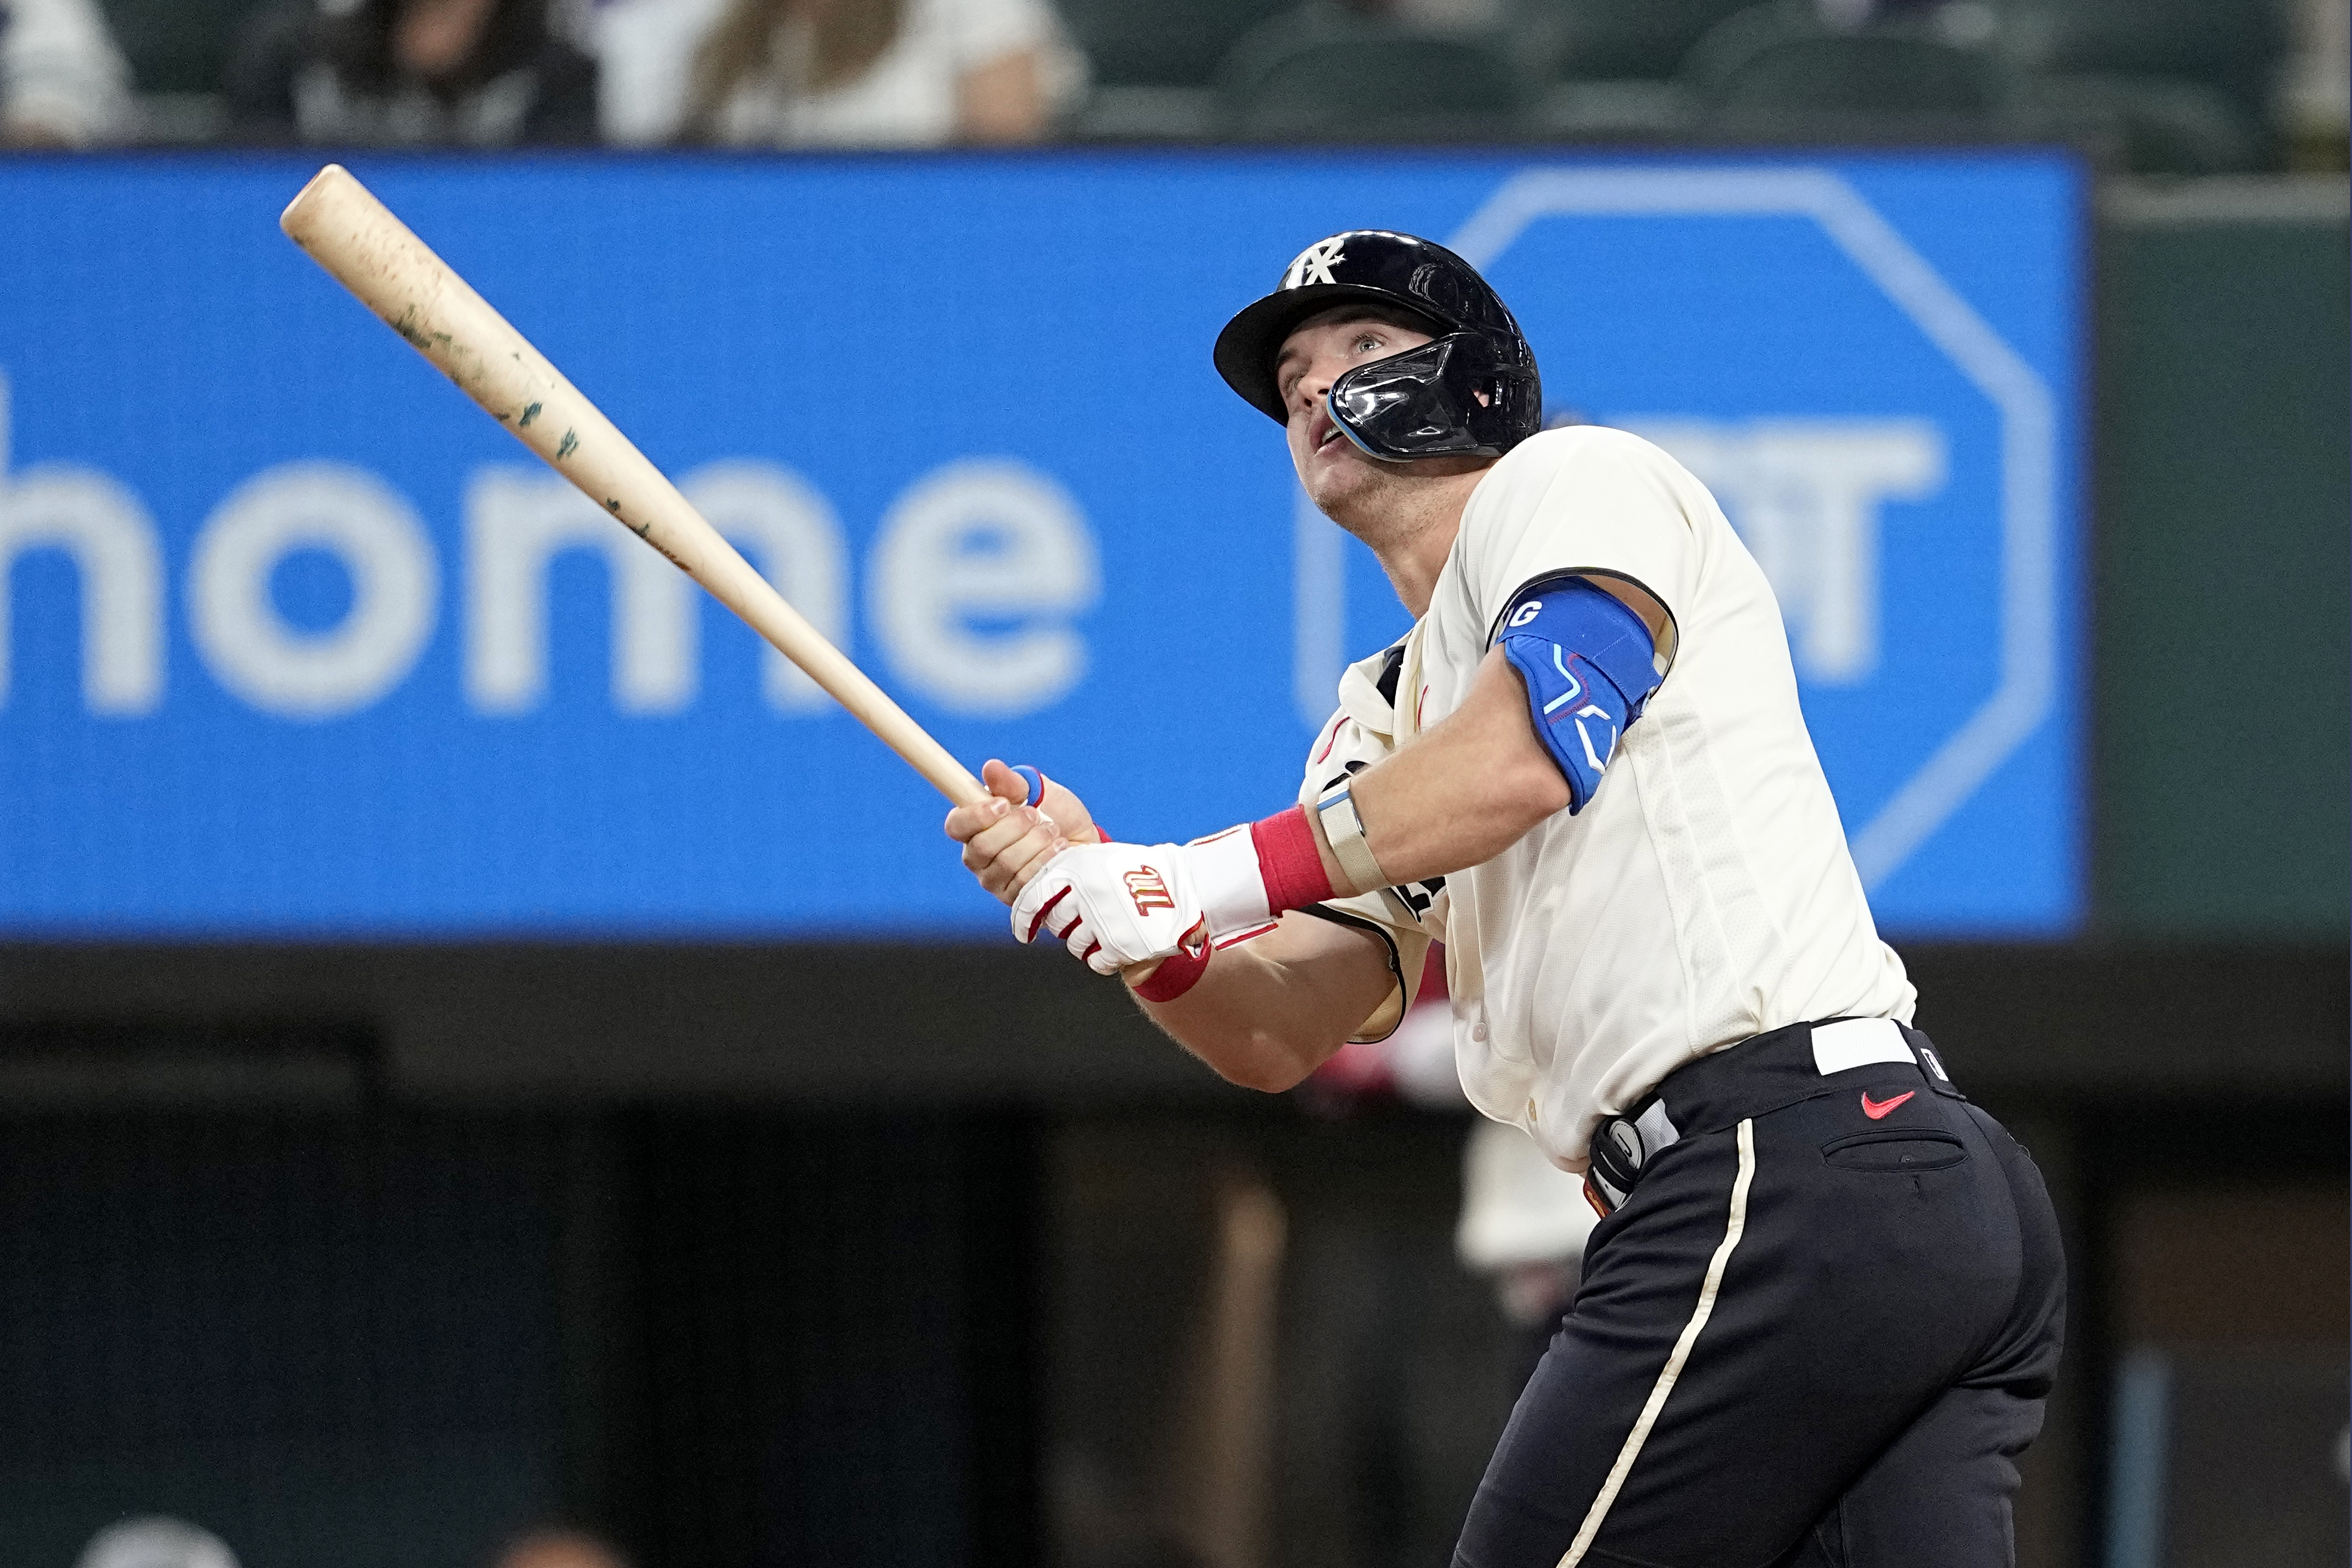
[
  {"xmin": 591, "ymin": 0, "xmax": 1084, "ymax": 147},
  {"xmin": 487, "ymin": 1527, "xmax": 630, "ymax": 1568},
  {"xmin": 75, "ymin": 1517, "xmax": 240, "ymax": 1568},
  {"xmin": 227, "ymin": 0, "xmax": 599, "ymax": 146},
  {"xmin": 0, "ymin": 0, "xmax": 134, "ymax": 147},
  {"xmin": 2280, "ymin": 0, "xmax": 2350, "ymax": 166},
  {"xmin": 1455, "ymin": 1117, "xmax": 1597, "ymax": 1353}
]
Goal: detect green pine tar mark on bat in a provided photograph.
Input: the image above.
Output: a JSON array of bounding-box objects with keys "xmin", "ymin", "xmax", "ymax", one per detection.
[
  {"xmin": 557, "ymin": 429, "xmax": 579, "ymax": 459},
  {"xmin": 392, "ymin": 305, "xmax": 427, "ymax": 347},
  {"xmin": 518, "ymin": 402, "xmax": 542, "ymax": 427},
  {"xmin": 605, "ymin": 499, "xmax": 622, "ymax": 514}
]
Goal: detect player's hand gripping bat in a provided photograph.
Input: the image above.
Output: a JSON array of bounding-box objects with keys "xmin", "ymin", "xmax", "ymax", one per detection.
[{"xmin": 279, "ymin": 162, "xmax": 988, "ymax": 808}]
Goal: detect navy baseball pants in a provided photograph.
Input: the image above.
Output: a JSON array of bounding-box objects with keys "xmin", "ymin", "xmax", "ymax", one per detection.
[{"xmin": 1452, "ymin": 1019, "xmax": 2066, "ymax": 1568}]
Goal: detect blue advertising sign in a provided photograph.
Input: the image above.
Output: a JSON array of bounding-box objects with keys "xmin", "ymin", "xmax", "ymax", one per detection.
[{"xmin": 0, "ymin": 150, "xmax": 2080, "ymax": 937}]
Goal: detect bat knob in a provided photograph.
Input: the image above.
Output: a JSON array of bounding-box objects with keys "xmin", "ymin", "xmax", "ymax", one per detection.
[{"xmin": 1009, "ymin": 765, "xmax": 1046, "ymax": 809}]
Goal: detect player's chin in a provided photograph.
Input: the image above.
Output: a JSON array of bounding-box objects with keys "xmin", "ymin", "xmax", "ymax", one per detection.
[{"xmin": 1303, "ymin": 445, "xmax": 1381, "ymax": 509}]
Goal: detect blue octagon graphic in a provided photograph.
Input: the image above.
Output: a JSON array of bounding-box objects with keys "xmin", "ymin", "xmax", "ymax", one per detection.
[{"xmin": 1305, "ymin": 163, "xmax": 2078, "ymax": 936}]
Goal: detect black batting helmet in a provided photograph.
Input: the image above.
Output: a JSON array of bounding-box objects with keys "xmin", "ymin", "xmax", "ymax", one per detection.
[{"xmin": 1213, "ymin": 230, "xmax": 1542, "ymax": 461}]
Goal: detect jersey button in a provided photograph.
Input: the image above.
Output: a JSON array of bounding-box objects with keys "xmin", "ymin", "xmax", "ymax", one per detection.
[
  {"xmin": 1525, "ymin": 1098, "xmax": 1538, "ymax": 1122},
  {"xmin": 1472, "ymin": 1022, "xmax": 1488, "ymax": 1042}
]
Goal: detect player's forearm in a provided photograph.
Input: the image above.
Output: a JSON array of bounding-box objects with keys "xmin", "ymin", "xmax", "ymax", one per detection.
[
  {"xmin": 1129, "ymin": 918, "xmax": 1393, "ymax": 1093},
  {"xmin": 1335, "ymin": 648, "xmax": 1568, "ymax": 892},
  {"xmin": 1134, "ymin": 955, "xmax": 1345, "ymax": 1091}
]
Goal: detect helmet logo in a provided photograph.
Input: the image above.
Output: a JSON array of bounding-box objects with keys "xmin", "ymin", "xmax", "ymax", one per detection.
[{"xmin": 1284, "ymin": 238, "xmax": 1347, "ymax": 289}]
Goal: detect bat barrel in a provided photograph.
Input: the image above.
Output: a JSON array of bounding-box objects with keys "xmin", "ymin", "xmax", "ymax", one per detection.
[{"xmin": 280, "ymin": 165, "xmax": 987, "ymax": 809}]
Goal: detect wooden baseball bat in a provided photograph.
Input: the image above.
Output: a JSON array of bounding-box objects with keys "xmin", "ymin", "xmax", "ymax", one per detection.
[{"xmin": 279, "ymin": 162, "xmax": 988, "ymax": 808}]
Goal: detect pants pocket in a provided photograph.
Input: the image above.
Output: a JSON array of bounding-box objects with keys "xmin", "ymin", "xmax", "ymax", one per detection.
[{"xmin": 1819, "ymin": 1129, "xmax": 1968, "ymax": 1173}]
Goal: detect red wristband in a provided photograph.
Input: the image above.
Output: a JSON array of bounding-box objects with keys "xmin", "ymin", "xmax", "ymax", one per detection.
[
  {"xmin": 1133, "ymin": 917, "xmax": 1212, "ymax": 1002},
  {"xmin": 1249, "ymin": 804, "xmax": 1337, "ymax": 913}
]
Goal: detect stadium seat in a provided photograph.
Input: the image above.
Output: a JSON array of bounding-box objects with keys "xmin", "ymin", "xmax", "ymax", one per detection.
[
  {"xmin": 1998, "ymin": 0, "xmax": 2286, "ymax": 127},
  {"xmin": 98, "ymin": 0, "xmax": 268, "ymax": 94},
  {"xmin": 2020, "ymin": 72, "xmax": 2262, "ymax": 174},
  {"xmin": 1704, "ymin": 33, "xmax": 2006, "ymax": 117},
  {"xmin": 1061, "ymin": 0, "xmax": 1297, "ymax": 85},
  {"xmin": 1513, "ymin": 0, "xmax": 1760, "ymax": 83},
  {"xmin": 1216, "ymin": 9, "xmax": 1527, "ymax": 141},
  {"xmin": 1682, "ymin": 3, "xmax": 2014, "ymax": 140},
  {"xmin": 1677, "ymin": 2, "xmax": 2261, "ymax": 175},
  {"xmin": 1060, "ymin": 0, "xmax": 1296, "ymax": 138}
]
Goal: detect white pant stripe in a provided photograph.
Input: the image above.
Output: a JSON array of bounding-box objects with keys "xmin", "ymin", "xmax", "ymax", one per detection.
[{"xmin": 1556, "ymin": 1117, "xmax": 1758, "ymax": 1568}]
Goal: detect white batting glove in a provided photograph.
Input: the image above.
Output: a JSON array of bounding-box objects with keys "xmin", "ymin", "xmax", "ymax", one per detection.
[{"xmin": 1010, "ymin": 828, "xmax": 1270, "ymax": 977}]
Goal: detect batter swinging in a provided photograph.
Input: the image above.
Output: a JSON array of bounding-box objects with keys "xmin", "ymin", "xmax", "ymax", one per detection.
[{"xmin": 946, "ymin": 231, "xmax": 2063, "ymax": 1568}]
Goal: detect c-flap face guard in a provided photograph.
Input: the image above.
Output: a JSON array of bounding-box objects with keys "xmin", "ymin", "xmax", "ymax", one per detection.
[{"xmin": 1328, "ymin": 332, "xmax": 1525, "ymax": 461}]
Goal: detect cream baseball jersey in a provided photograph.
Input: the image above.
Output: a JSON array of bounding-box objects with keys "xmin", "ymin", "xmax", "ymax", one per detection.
[{"xmin": 1295, "ymin": 426, "xmax": 1916, "ymax": 1169}]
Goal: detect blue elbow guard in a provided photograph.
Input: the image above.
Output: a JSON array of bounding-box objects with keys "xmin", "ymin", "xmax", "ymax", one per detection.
[{"xmin": 1495, "ymin": 578, "xmax": 1662, "ymax": 813}]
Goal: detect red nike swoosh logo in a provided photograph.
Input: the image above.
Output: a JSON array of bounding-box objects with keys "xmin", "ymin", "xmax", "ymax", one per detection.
[{"xmin": 1860, "ymin": 1090, "xmax": 1916, "ymax": 1120}]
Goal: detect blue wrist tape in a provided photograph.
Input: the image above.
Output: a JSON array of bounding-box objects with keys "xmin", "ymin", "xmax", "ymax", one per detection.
[{"xmin": 1494, "ymin": 577, "xmax": 1661, "ymax": 814}]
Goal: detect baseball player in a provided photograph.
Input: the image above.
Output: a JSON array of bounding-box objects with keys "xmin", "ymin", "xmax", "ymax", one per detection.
[{"xmin": 947, "ymin": 231, "xmax": 2064, "ymax": 1567}]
